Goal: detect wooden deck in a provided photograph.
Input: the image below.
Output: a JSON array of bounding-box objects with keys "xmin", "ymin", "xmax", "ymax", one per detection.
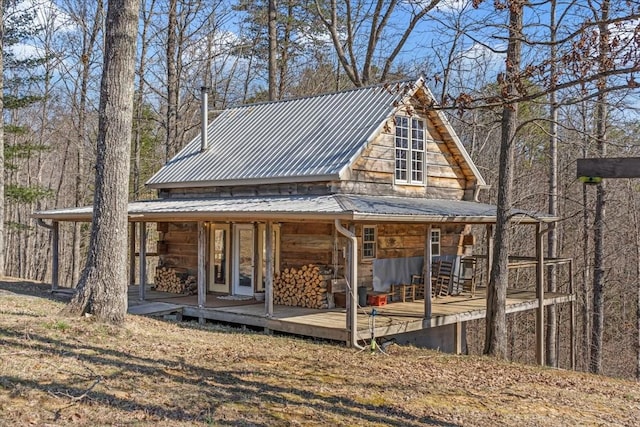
[{"xmin": 127, "ymin": 286, "xmax": 574, "ymax": 344}]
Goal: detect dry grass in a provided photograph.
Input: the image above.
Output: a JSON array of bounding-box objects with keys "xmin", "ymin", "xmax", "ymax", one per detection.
[{"xmin": 1, "ymin": 278, "xmax": 639, "ymax": 426}]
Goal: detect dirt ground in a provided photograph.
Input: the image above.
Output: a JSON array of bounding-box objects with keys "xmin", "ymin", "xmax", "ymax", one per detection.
[{"xmin": 1, "ymin": 277, "xmax": 639, "ymax": 426}]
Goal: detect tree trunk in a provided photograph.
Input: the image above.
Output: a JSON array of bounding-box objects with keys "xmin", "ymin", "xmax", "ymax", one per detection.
[
  {"xmin": 165, "ymin": 0, "xmax": 178, "ymax": 162},
  {"xmin": 133, "ymin": 0, "xmax": 153, "ymax": 200},
  {"xmin": 64, "ymin": 0, "xmax": 140, "ymax": 324},
  {"xmin": 484, "ymin": 0, "xmax": 522, "ymax": 359},
  {"xmin": 268, "ymin": 0, "xmax": 277, "ymax": 101},
  {"xmin": 580, "ymin": 103, "xmax": 591, "ymax": 371},
  {"xmin": 590, "ymin": 0, "xmax": 609, "ymax": 375},
  {"xmin": 546, "ymin": 0, "xmax": 558, "ymax": 368},
  {"xmin": 0, "ymin": 0, "xmax": 4, "ymax": 278}
]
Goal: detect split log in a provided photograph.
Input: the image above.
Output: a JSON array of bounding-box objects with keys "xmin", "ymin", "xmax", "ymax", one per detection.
[{"xmin": 273, "ymin": 263, "xmax": 330, "ymax": 309}]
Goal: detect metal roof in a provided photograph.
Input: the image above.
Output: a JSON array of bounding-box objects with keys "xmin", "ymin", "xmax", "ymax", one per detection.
[
  {"xmin": 147, "ymin": 78, "xmax": 486, "ymax": 188},
  {"xmin": 33, "ymin": 195, "xmax": 553, "ymax": 224},
  {"xmin": 147, "ymin": 81, "xmax": 410, "ymax": 188}
]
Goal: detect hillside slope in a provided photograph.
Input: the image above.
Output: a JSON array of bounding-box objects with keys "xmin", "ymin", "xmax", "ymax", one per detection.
[{"xmin": 1, "ymin": 278, "xmax": 638, "ymax": 426}]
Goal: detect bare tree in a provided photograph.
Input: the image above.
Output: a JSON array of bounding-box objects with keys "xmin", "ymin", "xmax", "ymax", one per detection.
[
  {"xmin": 313, "ymin": 0, "xmax": 441, "ymax": 86},
  {"xmin": 268, "ymin": 0, "xmax": 277, "ymax": 100},
  {"xmin": 0, "ymin": 0, "xmax": 4, "ymax": 279},
  {"xmin": 590, "ymin": 0, "xmax": 610, "ymax": 375},
  {"xmin": 484, "ymin": 0, "xmax": 523, "ymax": 358},
  {"xmin": 64, "ymin": 0, "xmax": 141, "ymax": 323},
  {"xmin": 546, "ymin": 0, "xmax": 559, "ymax": 368}
]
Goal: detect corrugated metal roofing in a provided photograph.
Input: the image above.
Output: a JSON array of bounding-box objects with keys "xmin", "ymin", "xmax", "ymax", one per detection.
[
  {"xmin": 33, "ymin": 195, "xmax": 553, "ymax": 224},
  {"xmin": 146, "ymin": 80, "xmax": 417, "ymax": 188}
]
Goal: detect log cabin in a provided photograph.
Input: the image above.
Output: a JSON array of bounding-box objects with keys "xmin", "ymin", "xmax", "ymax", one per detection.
[{"xmin": 34, "ymin": 77, "xmax": 575, "ymax": 364}]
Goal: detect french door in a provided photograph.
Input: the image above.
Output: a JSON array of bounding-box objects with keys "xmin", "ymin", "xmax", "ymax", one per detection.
[{"xmin": 233, "ymin": 224, "xmax": 255, "ymax": 296}]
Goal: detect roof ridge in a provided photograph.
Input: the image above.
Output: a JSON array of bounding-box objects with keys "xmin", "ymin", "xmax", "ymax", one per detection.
[{"xmin": 225, "ymin": 78, "xmax": 418, "ymax": 110}]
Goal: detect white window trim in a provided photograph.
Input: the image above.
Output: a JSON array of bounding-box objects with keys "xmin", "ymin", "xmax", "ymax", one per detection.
[
  {"xmin": 431, "ymin": 228, "xmax": 441, "ymax": 257},
  {"xmin": 394, "ymin": 116, "xmax": 427, "ymax": 186},
  {"xmin": 362, "ymin": 225, "xmax": 377, "ymax": 260}
]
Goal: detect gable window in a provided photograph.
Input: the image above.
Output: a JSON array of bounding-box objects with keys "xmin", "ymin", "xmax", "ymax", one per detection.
[
  {"xmin": 431, "ymin": 228, "xmax": 441, "ymax": 257},
  {"xmin": 395, "ymin": 116, "xmax": 426, "ymax": 184},
  {"xmin": 362, "ymin": 225, "xmax": 377, "ymax": 259}
]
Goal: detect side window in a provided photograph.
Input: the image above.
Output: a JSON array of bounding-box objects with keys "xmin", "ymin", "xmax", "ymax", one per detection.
[
  {"xmin": 362, "ymin": 225, "xmax": 377, "ymax": 259},
  {"xmin": 431, "ymin": 228, "xmax": 441, "ymax": 257}
]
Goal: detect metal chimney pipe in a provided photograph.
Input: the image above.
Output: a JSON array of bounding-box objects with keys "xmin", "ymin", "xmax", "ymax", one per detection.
[{"xmin": 200, "ymin": 86, "xmax": 209, "ymax": 152}]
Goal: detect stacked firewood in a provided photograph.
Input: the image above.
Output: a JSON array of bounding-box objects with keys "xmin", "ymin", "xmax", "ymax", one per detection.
[
  {"xmin": 154, "ymin": 267, "xmax": 197, "ymax": 295},
  {"xmin": 273, "ymin": 264, "xmax": 330, "ymax": 309}
]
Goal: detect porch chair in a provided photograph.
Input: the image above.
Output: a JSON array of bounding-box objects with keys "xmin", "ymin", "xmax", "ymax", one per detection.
[
  {"xmin": 433, "ymin": 260, "xmax": 454, "ymax": 297},
  {"xmin": 407, "ymin": 274, "xmax": 424, "ymax": 300},
  {"xmin": 458, "ymin": 257, "xmax": 478, "ymax": 297}
]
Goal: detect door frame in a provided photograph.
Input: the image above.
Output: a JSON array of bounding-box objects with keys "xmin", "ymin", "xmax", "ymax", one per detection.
[
  {"xmin": 208, "ymin": 223, "xmax": 230, "ymax": 293},
  {"xmin": 232, "ymin": 224, "xmax": 255, "ymax": 296}
]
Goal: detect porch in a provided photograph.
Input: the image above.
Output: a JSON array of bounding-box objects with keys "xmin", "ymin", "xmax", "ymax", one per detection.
[{"xmin": 127, "ymin": 285, "xmax": 575, "ymax": 351}]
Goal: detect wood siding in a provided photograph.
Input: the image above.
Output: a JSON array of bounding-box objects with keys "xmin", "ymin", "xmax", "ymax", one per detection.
[
  {"xmin": 280, "ymin": 223, "xmax": 335, "ymax": 268},
  {"xmin": 157, "ymin": 222, "xmax": 199, "ymax": 275},
  {"xmin": 356, "ymin": 223, "xmax": 470, "ymax": 289},
  {"xmin": 161, "ymin": 182, "xmax": 332, "ymax": 199},
  {"xmin": 338, "ymin": 108, "xmax": 474, "ymax": 200}
]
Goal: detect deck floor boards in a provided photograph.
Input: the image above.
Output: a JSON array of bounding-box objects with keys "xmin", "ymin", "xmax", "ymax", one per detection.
[{"xmin": 128, "ymin": 286, "xmax": 574, "ymax": 342}]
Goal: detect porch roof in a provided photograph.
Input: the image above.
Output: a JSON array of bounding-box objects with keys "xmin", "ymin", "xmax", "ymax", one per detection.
[{"xmin": 33, "ymin": 194, "xmax": 555, "ymax": 224}]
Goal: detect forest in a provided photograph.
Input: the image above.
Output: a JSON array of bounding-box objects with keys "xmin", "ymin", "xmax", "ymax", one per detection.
[{"xmin": 1, "ymin": 0, "xmax": 639, "ymax": 379}]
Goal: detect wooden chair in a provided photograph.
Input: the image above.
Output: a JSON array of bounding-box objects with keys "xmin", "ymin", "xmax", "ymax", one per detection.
[
  {"xmin": 427, "ymin": 260, "xmax": 441, "ymax": 298},
  {"xmin": 409, "ymin": 274, "xmax": 424, "ymax": 300},
  {"xmin": 458, "ymin": 257, "xmax": 477, "ymax": 297},
  {"xmin": 391, "ymin": 281, "xmax": 416, "ymax": 302},
  {"xmin": 433, "ymin": 260, "xmax": 454, "ymax": 297}
]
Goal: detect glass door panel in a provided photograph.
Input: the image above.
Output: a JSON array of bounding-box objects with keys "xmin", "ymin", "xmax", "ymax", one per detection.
[
  {"xmin": 233, "ymin": 225, "xmax": 254, "ymax": 296},
  {"xmin": 209, "ymin": 225, "xmax": 229, "ymax": 293}
]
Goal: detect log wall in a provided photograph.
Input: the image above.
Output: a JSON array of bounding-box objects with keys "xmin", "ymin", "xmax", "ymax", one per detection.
[
  {"xmin": 280, "ymin": 222, "xmax": 335, "ymax": 268},
  {"xmin": 355, "ymin": 223, "xmax": 470, "ymax": 288},
  {"xmin": 157, "ymin": 222, "xmax": 199, "ymax": 275}
]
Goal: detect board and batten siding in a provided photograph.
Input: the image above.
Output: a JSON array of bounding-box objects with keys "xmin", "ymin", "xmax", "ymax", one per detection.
[{"xmin": 338, "ymin": 111, "xmax": 474, "ymax": 200}]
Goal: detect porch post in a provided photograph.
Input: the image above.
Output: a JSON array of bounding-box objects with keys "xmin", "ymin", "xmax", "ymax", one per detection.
[
  {"xmin": 197, "ymin": 221, "xmax": 207, "ymax": 309},
  {"xmin": 265, "ymin": 221, "xmax": 274, "ymax": 317},
  {"xmin": 52, "ymin": 221, "xmax": 59, "ymax": 291},
  {"xmin": 129, "ymin": 222, "xmax": 136, "ymax": 285},
  {"xmin": 536, "ymin": 222, "xmax": 545, "ymax": 366},
  {"xmin": 454, "ymin": 321, "xmax": 463, "ymax": 355},
  {"xmin": 139, "ymin": 222, "xmax": 147, "ymax": 301},
  {"xmin": 485, "ymin": 224, "xmax": 493, "ymax": 287},
  {"xmin": 334, "ymin": 220, "xmax": 362, "ymax": 349},
  {"xmin": 424, "ymin": 224, "xmax": 432, "ymax": 318}
]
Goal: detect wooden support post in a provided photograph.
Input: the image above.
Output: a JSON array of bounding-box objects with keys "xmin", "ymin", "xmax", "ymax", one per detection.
[
  {"xmin": 197, "ymin": 221, "xmax": 207, "ymax": 309},
  {"xmin": 138, "ymin": 222, "xmax": 147, "ymax": 301},
  {"xmin": 265, "ymin": 221, "xmax": 274, "ymax": 317},
  {"xmin": 569, "ymin": 258, "xmax": 576, "ymax": 370},
  {"xmin": 424, "ymin": 224, "xmax": 432, "ymax": 319},
  {"xmin": 454, "ymin": 321, "xmax": 463, "ymax": 355},
  {"xmin": 52, "ymin": 221, "xmax": 59, "ymax": 291},
  {"xmin": 129, "ymin": 222, "xmax": 136, "ymax": 285},
  {"xmin": 536, "ymin": 222, "xmax": 545, "ymax": 366}
]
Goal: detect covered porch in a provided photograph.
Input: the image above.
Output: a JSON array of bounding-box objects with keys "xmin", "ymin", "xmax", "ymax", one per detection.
[
  {"xmin": 34, "ymin": 194, "xmax": 574, "ymax": 366},
  {"xmin": 127, "ymin": 283, "xmax": 574, "ymax": 357}
]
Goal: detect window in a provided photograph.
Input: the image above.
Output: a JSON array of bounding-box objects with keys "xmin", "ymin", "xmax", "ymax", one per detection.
[
  {"xmin": 395, "ymin": 116, "xmax": 426, "ymax": 184},
  {"xmin": 362, "ymin": 226, "xmax": 377, "ymax": 259},
  {"xmin": 431, "ymin": 228, "xmax": 441, "ymax": 257}
]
